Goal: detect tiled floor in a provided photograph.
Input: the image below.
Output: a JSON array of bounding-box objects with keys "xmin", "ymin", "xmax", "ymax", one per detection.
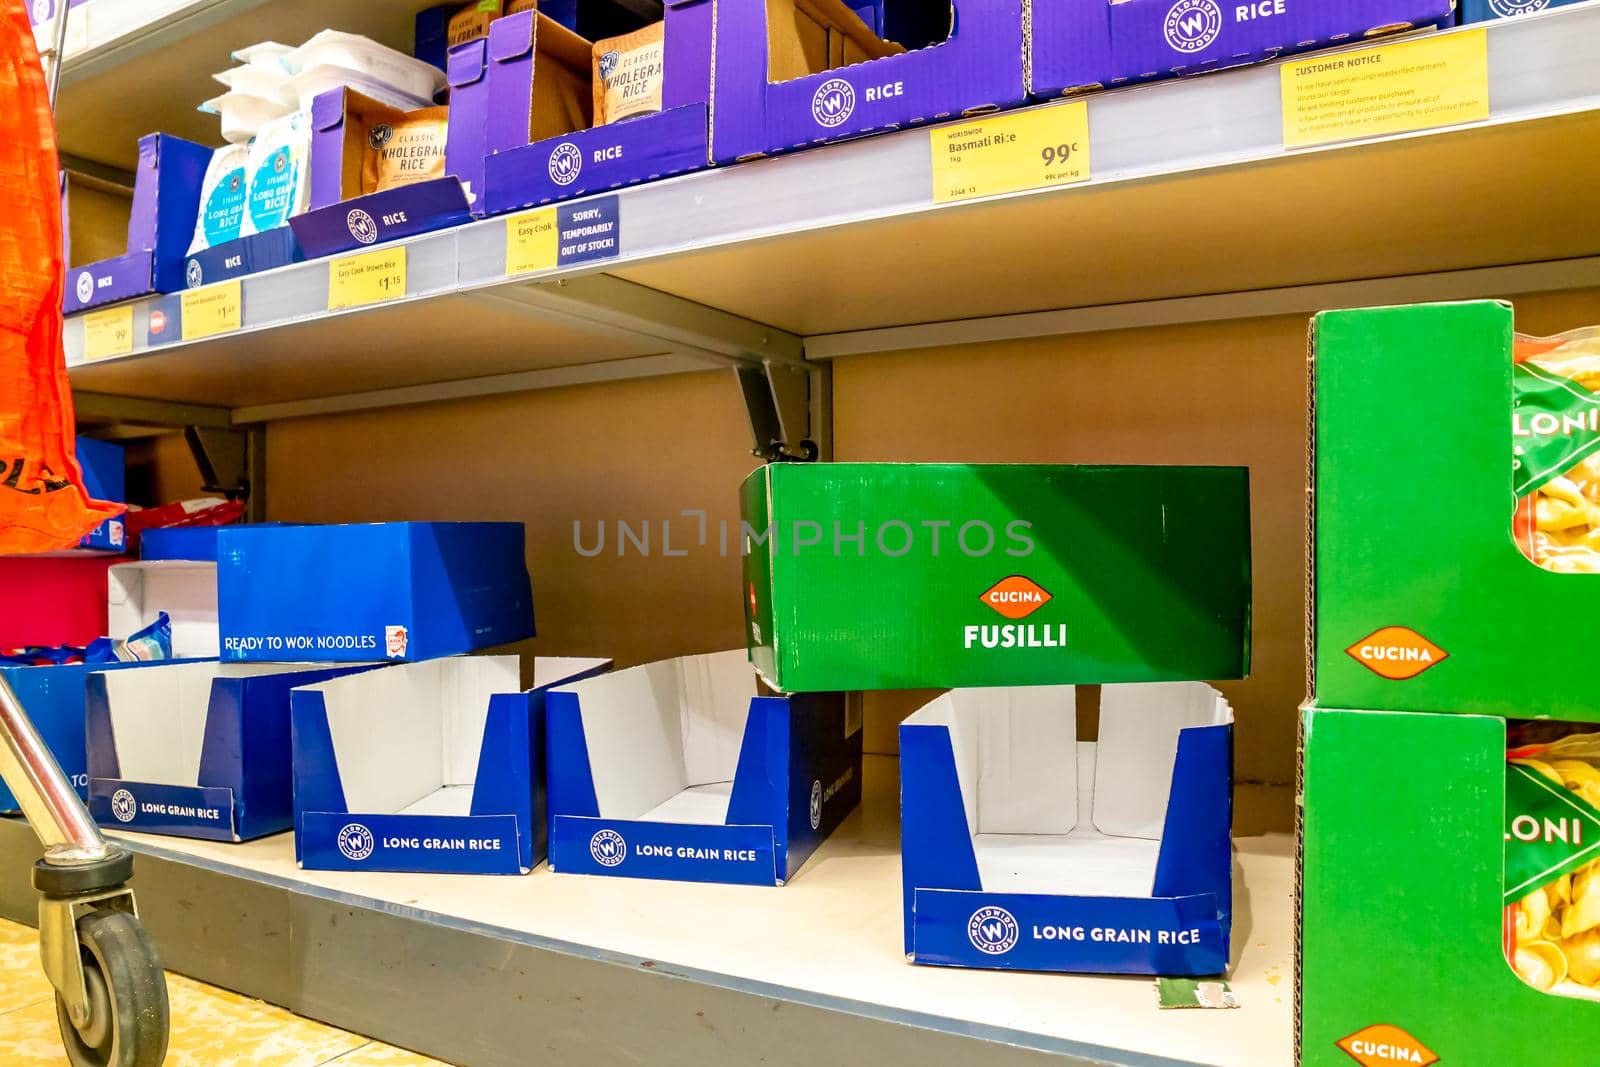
[{"xmin": 0, "ymin": 918, "xmax": 452, "ymax": 1066}]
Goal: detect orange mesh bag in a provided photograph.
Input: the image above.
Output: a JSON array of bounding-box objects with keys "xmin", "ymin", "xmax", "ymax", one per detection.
[{"xmin": 0, "ymin": 0, "xmax": 118, "ymax": 552}]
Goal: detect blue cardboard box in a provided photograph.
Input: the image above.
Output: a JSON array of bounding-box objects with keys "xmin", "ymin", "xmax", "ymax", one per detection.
[
  {"xmin": 900, "ymin": 681, "xmax": 1233, "ymax": 975},
  {"xmin": 75, "ymin": 437, "xmax": 126, "ymax": 553},
  {"xmin": 218, "ymin": 522, "xmax": 534, "ymax": 663},
  {"xmin": 86, "ymin": 661, "xmax": 377, "ymax": 840},
  {"xmin": 1461, "ymin": 0, "xmax": 1578, "ymax": 20},
  {"xmin": 0, "ymin": 660, "xmax": 174, "ymax": 814},
  {"xmin": 108, "ymin": 526, "xmax": 225, "ymax": 659},
  {"xmin": 292, "ymin": 655, "xmax": 610, "ymax": 874},
  {"xmin": 546, "ymin": 650, "xmax": 861, "ymax": 886}
]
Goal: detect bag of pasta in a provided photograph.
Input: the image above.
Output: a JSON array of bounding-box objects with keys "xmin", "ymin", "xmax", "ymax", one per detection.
[
  {"xmin": 1506, "ymin": 732, "xmax": 1600, "ymax": 1001},
  {"xmin": 1513, "ymin": 328, "xmax": 1600, "ymax": 573}
]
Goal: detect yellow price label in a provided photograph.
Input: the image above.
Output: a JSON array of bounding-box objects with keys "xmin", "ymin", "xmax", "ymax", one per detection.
[
  {"xmin": 328, "ymin": 247, "xmax": 407, "ymax": 310},
  {"xmin": 505, "ymin": 209, "xmax": 558, "ymax": 277},
  {"xmin": 1281, "ymin": 29, "xmax": 1490, "ymax": 149},
  {"xmin": 81, "ymin": 305, "xmax": 133, "ymax": 362},
  {"xmin": 180, "ymin": 280, "xmax": 242, "ymax": 341},
  {"xmin": 930, "ymin": 102, "xmax": 1090, "ymax": 205}
]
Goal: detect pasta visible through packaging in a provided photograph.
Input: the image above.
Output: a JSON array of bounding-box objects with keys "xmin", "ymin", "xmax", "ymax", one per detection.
[
  {"xmin": 1513, "ymin": 327, "xmax": 1600, "ymax": 573},
  {"xmin": 1506, "ymin": 732, "xmax": 1600, "ymax": 1001}
]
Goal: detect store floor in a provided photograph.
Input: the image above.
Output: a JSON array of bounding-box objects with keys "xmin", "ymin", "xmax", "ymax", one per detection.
[{"xmin": 0, "ymin": 917, "xmax": 449, "ymax": 1066}]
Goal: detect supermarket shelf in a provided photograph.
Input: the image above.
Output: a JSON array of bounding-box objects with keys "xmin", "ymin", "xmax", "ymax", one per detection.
[
  {"xmin": 0, "ymin": 758, "xmax": 1295, "ymax": 1067},
  {"xmin": 51, "ymin": 0, "xmax": 445, "ymax": 171},
  {"xmin": 63, "ymin": 5, "xmax": 1600, "ymax": 418},
  {"xmin": 66, "ymin": 226, "xmax": 805, "ymax": 415}
]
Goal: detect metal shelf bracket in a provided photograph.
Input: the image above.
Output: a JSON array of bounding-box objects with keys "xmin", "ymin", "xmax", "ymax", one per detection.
[{"xmin": 738, "ymin": 361, "xmax": 819, "ymax": 463}]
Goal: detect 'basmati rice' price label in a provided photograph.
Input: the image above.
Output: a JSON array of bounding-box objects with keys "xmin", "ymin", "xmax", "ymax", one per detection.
[
  {"xmin": 81, "ymin": 305, "xmax": 133, "ymax": 361},
  {"xmin": 180, "ymin": 280, "xmax": 242, "ymax": 341},
  {"xmin": 328, "ymin": 247, "xmax": 407, "ymax": 310},
  {"xmin": 1280, "ymin": 29, "xmax": 1489, "ymax": 150},
  {"xmin": 930, "ymin": 102, "xmax": 1090, "ymax": 205},
  {"xmin": 505, "ymin": 209, "xmax": 558, "ymax": 276}
]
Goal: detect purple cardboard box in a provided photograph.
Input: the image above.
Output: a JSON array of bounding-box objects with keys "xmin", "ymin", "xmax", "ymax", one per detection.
[
  {"xmin": 287, "ymin": 88, "xmax": 472, "ymax": 258},
  {"xmin": 63, "ymin": 133, "xmax": 212, "ymax": 314},
  {"xmin": 709, "ymin": 0, "xmax": 1027, "ymax": 165},
  {"xmin": 483, "ymin": 0, "xmax": 713, "ymax": 214},
  {"xmin": 1031, "ymin": 0, "xmax": 1457, "ymax": 97}
]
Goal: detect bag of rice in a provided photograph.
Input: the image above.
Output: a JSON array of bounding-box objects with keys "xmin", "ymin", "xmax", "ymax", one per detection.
[
  {"xmin": 188, "ymin": 143, "xmax": 249, "ymax": 255},
  {"xmin": 241, "ymin": 110, "xmax": 313, "ymax": 236},
  {"xmin": 360, "ymin": 106, "xmax": 449, "ymax": 195}
]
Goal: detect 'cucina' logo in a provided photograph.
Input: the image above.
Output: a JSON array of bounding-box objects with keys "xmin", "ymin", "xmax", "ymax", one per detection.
[
  {"xmin": 1336, "ymin": 1024, "xmax": 1438, "ymax": 1067},
  {"xmin": 811, "ymin": 78, "xmax": 855, "ymax": 128},
  {"xmin": 590, "ymin": 828, "xmax": 626, "ymax": 867},
  {"xmin": 966, "ymin": 906, "xmax": 1019, "ymax": 955},
  {"xmin": 548, "ymin": 142, "xmax": 583, "ymax": 187},
  {"xmin": 1345, "ymin": 627, "xmax": 1448, "ymax": 681},
  {"xmin": 1163, "ymin": 0, "xmax": 1223, "ymax": 53},
  {"xmin": 981, "ymin": 576, "xmax": 1052, "ymax": 620},
  {"xmin": 1488, "ymin": 0, "xmax": 1549, "ymax": 13}
]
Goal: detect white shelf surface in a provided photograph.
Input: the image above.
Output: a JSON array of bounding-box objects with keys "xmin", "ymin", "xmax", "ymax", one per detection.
[
  {"xmin": 106, "ymin": 756, "xmax": 1296, "ymax": 1067},
  {"xmin": 63, "ymin": 4, "xmax": 1600, "ymax": 418}
]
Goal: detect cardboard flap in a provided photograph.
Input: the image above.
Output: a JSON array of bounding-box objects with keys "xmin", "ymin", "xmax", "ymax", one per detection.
[
  {"xmin": 489, "ymin": 8, "xmax": 537, "ymax": 63},
  {"xmin": 536, "ymin": 11, "xmax": 597, "ymax": 74},
  {"xmin": 531, "ymin": 656, "xmax": 612, "ymax": 689},
  {"xmin": 678, "ymin": 650, "xmax": 754, "ymax": 788},
  {"xmin": 312, "ymin": 87, "xmax": 350, "ymax": 133},
  {"xmin": 447, "ymin": 37, "xmax": 490, "ymax": 89},
  {"xmin": 1093, "ymin": 682, "xmax": 1231, "ymax": 840},
  {"xmin": 955, "ymin": 686, "xmax": 1079, "ymax": 835},
  {"xmin": 556, "ymin": 657, "xmax": 693, "ymax": 819},
  {"xmin": 441, "ymin": 656, "xmax": 522, "ymax": 784},
  {"xmin": 100, "ymin": 662, "xmax": 217, "ymax": 787}
]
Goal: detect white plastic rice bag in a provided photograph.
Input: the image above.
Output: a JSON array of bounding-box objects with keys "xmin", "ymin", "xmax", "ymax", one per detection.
[
  {"xmin": 241, "ymin": 110, "xmax": 312, "ymax": 237},
  {"xmin": 188, "ymin": 142, "xmax": 249, "ymax": 255}
]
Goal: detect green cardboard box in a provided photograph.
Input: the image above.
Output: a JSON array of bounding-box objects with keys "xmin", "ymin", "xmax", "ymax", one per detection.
[
  {"xmin": 739, "ymin": 463, "xmax": 1251, "ymax": 693},
  {"xmin": 1311, "ymin": 300, "xmax": 1600, "ymax": 722},
  {"xmin": 1301, "ymin": 707, "xmax": 1600, "ymax": 1067}
]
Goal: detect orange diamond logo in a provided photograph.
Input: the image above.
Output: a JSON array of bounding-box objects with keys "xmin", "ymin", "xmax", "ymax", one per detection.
[
  {"xmin": 1336, "ymin": 1024, "xmax": 1438, "ymax": 1067},
  {"xmin": 1344, "ymin": 626, "xmax": 1448, "ymax": 681},
  {"xmin": 981, "ymin": 576, "xmax": 1052, "ymax": 620}
]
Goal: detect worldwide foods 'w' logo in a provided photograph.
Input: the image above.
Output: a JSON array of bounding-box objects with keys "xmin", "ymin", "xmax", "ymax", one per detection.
[
  {"xmin": 1344, "ymin": 627, "xmax": 1448, "ymax": 681},
  {"xmin": 981, "ymin": 576, "xmax": 1052, "ymax": 620},
  {"xmin": 1336, "ymin": 1024, "xmax": 1438, "ymax": 1067}
]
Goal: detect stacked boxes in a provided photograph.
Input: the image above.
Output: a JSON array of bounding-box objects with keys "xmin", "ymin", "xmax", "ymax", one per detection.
[
  {"xmin": 86, "ymin": 521, "xmax": 539, "ymax": 844},
  {"xmin": 740, "ymin": 462, "xmax": 1251, "ymax": 969},
  {"xmin": 1300, "ymin": 301, "xmax": 1600, "ymax": 1062}
]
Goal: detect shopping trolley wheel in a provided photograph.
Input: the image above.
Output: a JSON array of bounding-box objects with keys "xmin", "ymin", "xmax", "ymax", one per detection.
[{"xmin": 54, "ymin": 910, "xmax": 169, "ymax": 1067}]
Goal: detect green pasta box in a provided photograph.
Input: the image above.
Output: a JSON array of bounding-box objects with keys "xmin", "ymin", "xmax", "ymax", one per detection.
[
  {"xmin": 1311, "ymin": 301, "xmax": 1600, "ymax": 722},
  {"xmin": 1300, "ymin": 707, "xmax": 1600, "ymax": 1067},
  {"xmin": 738, "ymin": 463, "xmax": 1251, "ymax": 693}
]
